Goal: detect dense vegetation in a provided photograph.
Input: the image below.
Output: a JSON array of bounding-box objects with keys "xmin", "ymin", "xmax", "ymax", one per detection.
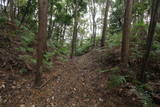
[{"xmin": 0, "ymin": 0, "xmax": 160, "ymax": 106}]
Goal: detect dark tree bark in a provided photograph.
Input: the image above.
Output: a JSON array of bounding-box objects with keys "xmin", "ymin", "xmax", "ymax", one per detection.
[
  {"xmin": 9, "ymin": 0, "xmax": 14, "ymax": 21},
  {"xmin": 70, "ymin": 0, "xmax": 78, "ymax": 59},
  {"xmin": 158, "ymin": 3, "xmax": 160, "ymax": 22},
  {"xmin": 100, "ymin": 0, "xmax": 110, "ymax": 47},
  {"xmin": 121, "ymin": 0, "xmax": 133, "ymax": 71},
  {"xmin": 35, "ymin": 0, "xmax": 48, "ymax": 86},
  {"xmin": 139, "ymin": 0, "xmax": 160, "ymax": 82},
  {"xmin": 20, "ymin": 0, "xmax": 32, "ymax": 25}
]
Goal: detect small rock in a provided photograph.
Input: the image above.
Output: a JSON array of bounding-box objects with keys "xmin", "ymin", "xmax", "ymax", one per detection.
[
  {"xmin": 99, "ymin": 98, "xmax": 103, "ymax": 102},
  {"xmin": 3, "ymin": 99, "xmax": 7, "ymax": 103},
  {"xmin": 17, "ymin": 84, "xmax": 21, "ymax": 89},
  {"xmin": 47, "ymin": 98, "xmax": 50, "ymax": 102},
  {"xmin": 50, "ymin": 103, "xmax": 54, "ymax": 107},
  {"xmin": 12, "ymin": 86, "xmax": 16, "ymax": 89},
  {"xmin": 51, "ymin": 96, "xmax": 54, "ymax": 100},
  {"xmin": 84, "ymin": 99, "xmax": 90, "ymax": 102},
  {"xmin": 31, "ymin": 105, "xmax": 35, "ymax": 107},
  {"xmin": 132, "ymin": 97, "xmax": 136, "ymax": 101},
  {"xmin": 13, "ymin": 81, "xmax": 16, "ymax": 85},
  {"xmin": 0, "ymin": 84, "xmax": 5, "ymax": 88},
  {"xmin": 20, "ymin": 104, "xmax": 26, "ymax": 107},
  {"xmin": 72, "ymin": 103, "xmax": 76, "ymax": 106}
]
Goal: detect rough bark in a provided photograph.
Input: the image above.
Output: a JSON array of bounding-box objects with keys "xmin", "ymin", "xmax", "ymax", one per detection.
[
  {"xmin": 35, "ymin": 0, "xmax": 48, "ymax": 86},
  {"xmin": 121, "ymin": 0, "xmax": 133, "ymax": 71},
  {"xmin": 100, "ymin": 0, "xmax": 110, "ymax": 47},
  {"xmin": 139, "ymin": 0, "xmax": 160, "ymax": 82},
  {"xmin": 70, "ymin": 0, "xmax": 78, "ymax": 59}
]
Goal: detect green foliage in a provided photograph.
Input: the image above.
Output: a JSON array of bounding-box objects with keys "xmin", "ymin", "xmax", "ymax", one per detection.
[
  {"xmin": 108, "ymin": 75, "xmax": 127, "ymax": 89},
  {"xmin": 58, "ymin": 56, "xmax": 69, "ymax": 62},
  {"xmin": 109, "ymin": 0, "xmax": 124, "ymax": 34},
  {"xmin": 132, "ymin": 22, "xmax": 148, "ymax": 43},
  {"xmin": 98, "ymin": 66, "xmax": 119, "ymax": 73},
  {"xmin": 15, "ymin": 24, "xmax": 35, "ymax": 53},
  {"xmin": 101, "ymin": 66, "xmax": 127, "ymax": 89},
  {"xmin": 20, "ymin": 68, "xmax": 28, "ymax": 74},
  {"xmin": 130, "ymin": 47, "xmax": 143, "ymax": 60},
  {"xmin": 19, "ymin": 55, "xmax": 36, "ymax": 65},
  {"xmin": 108, "ymin": 33, "xmax": 122, "ymax": 48},
  {"xmin": 0, "ymin": 16, "xmax": 7, "ymax": 28},
  {"xmin": 133, "ymin": 0, "xmax": 150, "ymax": 22},
  {"xmin": 136, "ymin": 85, "xmax": 154, "ymax": 107},
  {"xmin": 43, "ymin": 59, "xmax": 53, "ymax": 70},
  {"xmin": 16, "ymin": 0, "xmax": 28, "ymax": 7},
  {"xmin": 0, "ymin": 16, "xmax": 7, "ymax": 24},
  {"xmin": 76, "ymin": 42, "xmax": 92, "ymax": 56}
]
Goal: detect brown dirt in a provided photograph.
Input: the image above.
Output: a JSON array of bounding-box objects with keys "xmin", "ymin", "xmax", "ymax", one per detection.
[{"xmin": 0, "ymin": 50, "xmax": 142, "ymax": 107}]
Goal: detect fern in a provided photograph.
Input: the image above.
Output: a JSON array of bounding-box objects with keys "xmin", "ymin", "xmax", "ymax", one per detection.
[
  {"xmin": 136, "ymin": 85, "xmax": 154, "ymax": 107},
  {"xmin": 108, "ymin": 75, "xmax": 127, "ymax": 89}
]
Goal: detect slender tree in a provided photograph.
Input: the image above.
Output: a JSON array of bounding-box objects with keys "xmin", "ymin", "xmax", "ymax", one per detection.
[
  {"xmin": 89, "ymin": 0, "xmax": 97, "ymax": 47},
  {"xmin": 100, "ymin": 0, "xmax": 110, "ymax": 47},
  {"xmin": 139, "ymin": 0, "xmax": 160, "ymax": 82},
  {"xmin": 70, "ymin": 0, "xmax": 78, "ymax": 59},
  {"xmin": 20, "ymin": 0, "xmax": 32, "ymax": 25},
  {"xmin": 48, "ymin": 1, "xmax": 54, "ymax": 39},
  {"xmin": 9, "ymin": 0, "xmax": 14, "ymax": 21},
  {"xmin": 35, "ymin": 0, "xmax": 48, "ymax": 85},
  {"xmin": 121, "ymin": 0, "xmax": 133, "ymax": 71}
]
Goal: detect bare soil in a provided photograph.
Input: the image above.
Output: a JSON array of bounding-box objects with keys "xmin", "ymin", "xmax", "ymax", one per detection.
[{"xmin": 0, "ymin": 50, "xmax": 143, "ymax": 107}]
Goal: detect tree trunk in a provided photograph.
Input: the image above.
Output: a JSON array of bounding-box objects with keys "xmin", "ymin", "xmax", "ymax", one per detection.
[
  {"xmin": 139, "ymin": 0, "xmax": 160, "ymax": 82},
  {"xmin": 20, "ymin": 0, "xmax": 32, "ymax": 25},
  {"xmin": 60, "ymin": 25, "xmax": 66, "ymax": 47},
  {"xmin": 92, "ymin": 0, "xmax": 96, "ymax": 47},
  {"xmin": 70, "ymin": 0, "xmax": 78, "ymax": 59},
  {"xmin": 48, "ymin": 3, "xmax": 54, "ymax": 39},
  {"xmin": 121, "ymin": 0, "xmax": 133, "ymax": 72},
  {"xmin": 140, "ymin": 0, "xmax": 144, "ymax": 22},
  {"xmin": 35, "ymin": 0, "xmax": 48, "ymax": 86},
  {"xmin": 100, "ymin": 0, "xmax": 110, "ymax": 47},
  {"xmin": 158, "ymin": 3, "xmax": 160, "ymax": 22},
  {"xmin": 10, "ymin": 0, "xmax": 14, "ymax": 21}
]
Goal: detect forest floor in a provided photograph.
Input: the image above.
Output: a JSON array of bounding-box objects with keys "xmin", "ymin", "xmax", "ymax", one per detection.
[{"xmin": 0, "ymin": 49, "xmax": 144, "ymax": 107}]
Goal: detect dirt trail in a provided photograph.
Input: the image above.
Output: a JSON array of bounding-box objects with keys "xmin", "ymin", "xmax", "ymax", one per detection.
[
  {"xmin": 34, "ymin": 53, "xmax": 107, "ymax": 107},
  {"xmin": 0, "ymin": 52, "xmax": 140, "ymax": 107}
]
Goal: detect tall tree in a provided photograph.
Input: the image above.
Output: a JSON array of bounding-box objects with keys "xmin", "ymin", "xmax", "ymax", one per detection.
[
  {"xmin": 35, "ymin": 0, "xmax": 48, "ymax": 85},
  {"xmin": 109, "ymin": 0, "xmax": 124, "ymax": 34},
  {"xmin": 70, "ymin": 0, "xmax": 78, "ymax": 58},
  {"xmin": 9, "ymin": 0, "xmax": 14, "ymax": 21},
  {"xmin": 121, "ymin": 0, "xmax": 133, "ymax": 71},
  {"xmin": 89, "ymin": 0, "xmax": 97, "ymax": 47},
  {"xmin": 20, "ymin": 0, "xmax": 32, "ymax": 25},
  {"xmin": 139, "ymin": 0, "xmax": 160, "ymax": 82},
  {"xmin": 100, "ymin": 0, "xmax": 110, "ymax": 47}
]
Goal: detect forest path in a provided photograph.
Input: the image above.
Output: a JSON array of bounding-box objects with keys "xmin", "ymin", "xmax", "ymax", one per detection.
[
  {"xmin": 35, "ymin": 53, "xmax": 108, "ymax": 107},
  {"xmin": 0, "ymin": 52, "xmax": 107, "ymax": 107},
  {"xmin": 1, "ymin": 51, "xmax": 139, "ymax": 107}
]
